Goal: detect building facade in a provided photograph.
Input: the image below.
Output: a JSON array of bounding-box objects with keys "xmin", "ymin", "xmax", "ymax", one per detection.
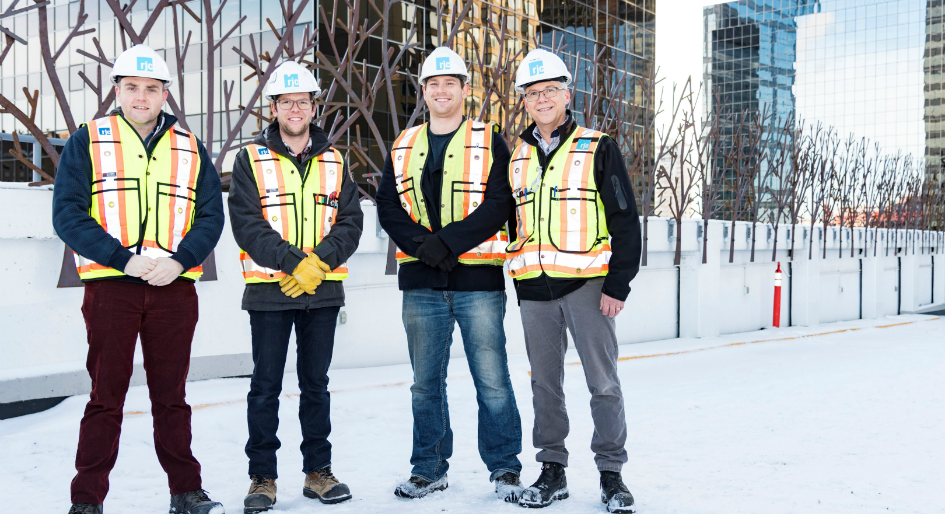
[
  {"xmin": 0, "ymin": 0, "xmax": 656, "ymax": 199},
  {"xmin": 705, "ymin": 0, "xmax": 928, "ymax": 218}
]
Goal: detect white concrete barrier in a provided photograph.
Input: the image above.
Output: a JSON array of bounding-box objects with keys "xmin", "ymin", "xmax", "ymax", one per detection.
[{"xmin": 1, "ymin": 186, "xmax": 943, "ymax": 404}]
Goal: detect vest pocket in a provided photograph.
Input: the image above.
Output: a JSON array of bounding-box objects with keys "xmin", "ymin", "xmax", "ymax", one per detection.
[
  {"xmin": 91, "ymin": 177, "xmax": 142, "ymax": 246},
  {"xmin": 154, "ymin": 182, "xmax": 197, "ymax": 252},
  {"xmin": 395, "ymin": 176, "xmax": 421, "ymax": 220},
  {"xmin": 508, "ymin": 192, "xmax": 535, "ymax": 253},
  {"xmin": 260, "ymin": 192, "xmax": 298, "ymax": 244},
  {"xmin": 451, "ymin": 181, "xmax": 486, "ymax": 221},
  {"xmin": 548, "ymin": 187, "xmax": 600, "ymax": 253}
]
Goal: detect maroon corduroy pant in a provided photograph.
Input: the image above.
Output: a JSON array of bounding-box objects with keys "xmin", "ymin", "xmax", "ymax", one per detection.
[{"xmin": 71, "ymin": 279, "xmax": 202, "ymax": 505}]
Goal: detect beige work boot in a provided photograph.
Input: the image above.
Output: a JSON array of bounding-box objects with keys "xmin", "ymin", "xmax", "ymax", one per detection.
[
  {"xmin": 303, "ymin": 466, "xmax": 352, "ymax": 504},
  {"xmin": 244, "ymin": 475, "xmax": 276, "ymax": 513}
]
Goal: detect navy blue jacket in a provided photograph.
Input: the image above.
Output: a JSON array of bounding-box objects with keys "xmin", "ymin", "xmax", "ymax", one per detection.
[{"xmin": 52, "ymin": 110, "xmax": 224, "ymax": 283}]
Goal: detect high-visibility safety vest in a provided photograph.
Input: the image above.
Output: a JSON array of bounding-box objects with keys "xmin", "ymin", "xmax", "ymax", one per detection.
[
  {"xmin": 391, "ymin": 120, "xmax": 507, "ymax": 266},
  {"xmin": 76, "ymin": 115, "xmax": 204, "ymax": 281},
  {"xmin": 506, "ymin": 127, "xmax": 611, "ymax": 280},
  {"xmin": 238, "ymin": 144, "xmax": 349, "ymax": 283}
]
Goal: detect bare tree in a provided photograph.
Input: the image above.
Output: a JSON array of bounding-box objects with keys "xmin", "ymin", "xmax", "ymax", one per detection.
[
  {"xmin": 694, "ymin": 88, "xmax": 728, "ymax": 264},
  {"xmin": 656, "ymin": 78, "xmax": 698, "ymax": 266},
  {"xmin": 744, "ymin": 104, "xmax": 772, "ymax": 262},
  {"xmin": 721, "ymin": 111, "xmax": 753, "ymax": 263},
  {"xmin": 785, "ymin": 122, "xmax": 813, "ymax": 261},
  {"xmin": 764, "ymin": 113, "xmax": 796, "ymax": 262}
]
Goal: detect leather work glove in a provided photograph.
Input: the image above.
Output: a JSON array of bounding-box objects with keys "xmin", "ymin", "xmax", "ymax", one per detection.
[
  {"xmin": 413, "ymin": 234, "xmax": 453, "ymax": 271},
  {"xmin": 279, "ymin": 275, "xmax": 305, "ymax": 298},
  {"xmin": 280, "ymin": 253, "xmax": 331, "ymax": 296}
]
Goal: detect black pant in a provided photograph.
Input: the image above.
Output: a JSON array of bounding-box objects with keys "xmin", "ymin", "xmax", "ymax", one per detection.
[{"xmin": 245, "ymin": 307, "xmax": 340, "ymax": 478}]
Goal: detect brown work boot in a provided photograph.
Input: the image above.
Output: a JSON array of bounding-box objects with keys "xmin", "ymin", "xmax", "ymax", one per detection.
[
  {"xmin": 303, "ymin": 466, "xmax": 352, "ymax": 504},
  {"xmin": 244, "ymin": 475, "xmax": 277, "ymax": 513}
]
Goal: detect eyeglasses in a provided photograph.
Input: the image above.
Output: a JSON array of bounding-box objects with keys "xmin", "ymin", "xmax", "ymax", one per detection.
[
  {"xmin": 523, "ymin": 87, "xmax": 566, "ymax": 103},
  {"xmin": 276, "ymin": 99, "xmax": 313, "ymax": 110}
]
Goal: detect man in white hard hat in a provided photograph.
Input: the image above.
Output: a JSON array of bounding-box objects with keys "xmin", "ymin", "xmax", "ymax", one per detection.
[
  {"xmin": 376, "ymin": 46, "xmax": 523, "ymax": 501},
  {"xmin": 505, "ymin": 48, "xmax": 642, "ymax": 512},
  {"xmin": 228, "ymin": 60, "xmax": 363, "ymax": 512},
  {"xmin": 52, "ymin": 44, "xmax": 225, "ymax": 514}
]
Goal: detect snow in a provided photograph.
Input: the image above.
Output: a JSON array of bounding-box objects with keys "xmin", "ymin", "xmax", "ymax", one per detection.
[{"xmin": 2, "ymin": 314, "xmax": 944, "ymax": 514}]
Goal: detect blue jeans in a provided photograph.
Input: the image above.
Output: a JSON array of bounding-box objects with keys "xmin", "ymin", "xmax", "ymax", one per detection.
[
  {"xmin": 402, "ymin": 289, "xmax": 522, "ymax": 482},
  {"xmin": 245, "ymin": 307, "xmax": 340, "ymax": 479}
]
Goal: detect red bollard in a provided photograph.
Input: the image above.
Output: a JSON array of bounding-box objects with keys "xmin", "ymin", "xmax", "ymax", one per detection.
[{"xmin": 773, "ymin": 262, "xmax": 782, "ymax": 327}]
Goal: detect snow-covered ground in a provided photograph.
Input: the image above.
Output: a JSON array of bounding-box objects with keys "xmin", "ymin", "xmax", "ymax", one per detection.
[{"xmin": 3, "ymin": 314, "xmax": 944, "ymax": 514}]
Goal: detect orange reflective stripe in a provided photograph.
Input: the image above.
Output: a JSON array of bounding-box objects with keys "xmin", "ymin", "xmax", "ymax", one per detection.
[
  {"xmin": 396, "ymin": 127, "xmax": 424, "ymax": 222},
  {"xmin": 462, "ymin": 122, "xmax": 473, "ymax": 218},
  {"xmin": 108, "ymin": 117, "xmax": 130, "ymax": 247},
  {"xmin": 273, "ymin": 158, "xmax": 290, "ymax": 240},
  {"xmin": 316, "ymin": 156, "xmax": 327, "ymax": 243},
  {"xmin": 560, "ymin": 137, "xmax": 577, "ymax": 252},
  {"xmin": 180, "ymin": 131, "xmax": 199, "ymax": 240},
  {"xmin": 167, "ymin": 129, "xmax": 181, "ymax": 250}
]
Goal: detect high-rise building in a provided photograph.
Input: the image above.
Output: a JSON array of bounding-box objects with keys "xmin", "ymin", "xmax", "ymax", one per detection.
[
  {"xmin": 927, "ymin": 0, "xmax": 945, "ymax": 182},
  {"xmin": 705, "ymin": 0, "xmax": 928, "ymax": 217}
]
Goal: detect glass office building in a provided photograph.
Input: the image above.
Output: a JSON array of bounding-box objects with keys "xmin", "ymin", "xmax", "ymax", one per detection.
[
  {"xmin": 927, "ymin": 0, "xmax": 945, "ymax": 184},
  {"xmin": 705, "ymin": 0, "xmax": 928, "ymax": 216},
  {"xmin": 0, "ymin": 0, "xmax": 656, "ymax": 197}
]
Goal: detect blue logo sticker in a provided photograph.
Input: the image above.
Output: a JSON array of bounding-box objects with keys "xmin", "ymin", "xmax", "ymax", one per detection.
[
  {"xmin": 284, "ymin": 74, "xmax": 300, "ymax": 88},
  {"xmin": 435, "ymin": 57, "xmax": 451, "ymax": 70},
  {"xmin": 529, "ymin": 61, "xmax": 544, "ymax": 76},
  {"xmin": 98, "ymin": 127, "xmax": 111, "ymax": 136},
  {"xmin": 576, "ymin": 139, "xmax": 591, "ymax": 151},
  {"xmin": 136, "ymin": 56, "xmax": 153, "ymax": 72},
  {"xmin": 257, "ymin": 147, "xmax": 271, "ymax": 156}
]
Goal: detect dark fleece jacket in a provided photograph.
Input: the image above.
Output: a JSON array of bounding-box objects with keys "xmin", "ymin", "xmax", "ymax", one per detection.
[{"xmin": 228, "ymin": 123, "xmax": 364, "ymax": 311}]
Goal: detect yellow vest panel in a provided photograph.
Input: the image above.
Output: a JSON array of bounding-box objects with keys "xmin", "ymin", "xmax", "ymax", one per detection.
[
  {"xmin": 506, "ymin": 127, "xmax": 611, "ymax": 280},
  {"xmin": 238, "ymin": 144, "xmax": 349, "ymax": 283},
  {"xmin": 75, "ymin": 115, "xmax": 203, "ymax": 281},
  {"xmin": 391, "ymin": 120, "xmax": 507, "ymax": 266}
]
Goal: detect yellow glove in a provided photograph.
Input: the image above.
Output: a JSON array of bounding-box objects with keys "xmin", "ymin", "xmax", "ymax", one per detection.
[
  {"xmin": 280, "ymin": 253, "xmax": 331, "ymax": 295},
  {"xmin": 279, "ymin": 275, "xmax": 305, "ymax": 298}
]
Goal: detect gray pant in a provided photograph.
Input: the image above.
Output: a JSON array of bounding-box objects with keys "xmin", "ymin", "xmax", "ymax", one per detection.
[{"xmin": 519, "ymin": 278, "xmax": 628, "ymax": 472}]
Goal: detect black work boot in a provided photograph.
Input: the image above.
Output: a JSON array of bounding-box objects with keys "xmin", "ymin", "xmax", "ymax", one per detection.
[
  {"xmin": 494, "ymin": 471, "xmax": 524, "ymax": 503},
  {"xmin": 600, "ymin": 471, "xmax": 635, "ymax": 513},
  {"xmin": 518, "ymin": 462, "xmax": 568, "ymax": 508},
  {"xmin": 169, "ymin": 489, "xmax": 225, "ymax": 514},
  {"xmin": 68, "ymin": 505, "xmax": 103, "ymax": 514},
  {"xmin": 394, "ymin": 474, "xmax": 448, "ymax": 499}
]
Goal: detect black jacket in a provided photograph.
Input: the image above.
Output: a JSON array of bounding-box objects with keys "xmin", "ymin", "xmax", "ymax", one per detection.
[
  {"xmin": 376, "ymin": 121, "xmax": 514, "ymax": 291},
  {"xmin": 52, "ymin": 110, "xmax": 224, "ymax": 283},
  {"xmin": 509, "ymin": 115, "xmax": 642, "ymax": 302},
  {"xmin": 228, "ymin": 123, "xmax": 364, "ymax": 311}
]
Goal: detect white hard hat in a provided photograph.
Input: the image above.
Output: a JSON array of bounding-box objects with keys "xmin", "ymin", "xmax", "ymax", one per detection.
[
  {"xmin": 515, "ymin": 49, "xmax": 572, "ymax": 94},
  {"xmin": 109, "ymin": 44, "xmax": 173, "ymax": 87},
  {"xmin": 264, "ymin": 61, "xmax": 321, "ymax": 101},
  {"xmin": 419, "ymin": 47, "xmax": 469, "ymax": 84}
]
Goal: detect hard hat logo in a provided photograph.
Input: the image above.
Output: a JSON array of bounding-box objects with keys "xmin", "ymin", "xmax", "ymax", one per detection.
[
  {"xmin": 435, "ymin": 57, "xmax": 451, "ymax": 71},
  {"xmin": 284, "ymin": 74, "xmax": 300, "ymax": 88},
  {"xmin": 136, "ymin": 56, "xmax": 154, "ymax": 72},
  {"xmin": 529, "ymin": 61, "xmax": 544, "ymax": 77}
]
